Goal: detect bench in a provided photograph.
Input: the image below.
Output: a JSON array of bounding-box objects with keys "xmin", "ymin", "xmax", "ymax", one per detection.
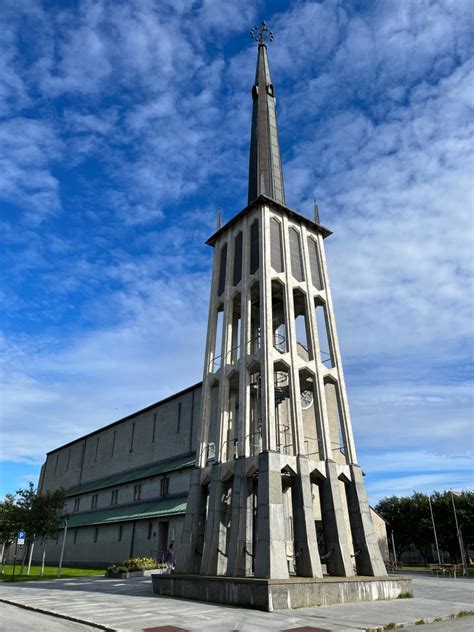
[{"xmin": 429, "ymin": 563, "xmax": 464, "ymax": 577}]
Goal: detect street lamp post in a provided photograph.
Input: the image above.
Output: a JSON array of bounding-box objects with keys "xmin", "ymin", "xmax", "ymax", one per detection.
[
  {"xmin": 57, "ymin": 517, "xmax": 69, "ymax": 579},
  {"xmin": 451, "ymin": 491, "xmax": 467, "ymax": 577},
  {"xmin": 428, "ymin": 495, "xmax": 441, "ymax": 564}
]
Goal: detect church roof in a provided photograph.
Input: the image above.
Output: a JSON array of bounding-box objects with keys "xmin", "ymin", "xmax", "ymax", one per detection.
[
  {"xmin": 64, "ymin": 496, "xmax": 187, "ymax": 528},
  {"xmin": 66, "ymin": 453, "xmax": 196, "ymax": 497}
]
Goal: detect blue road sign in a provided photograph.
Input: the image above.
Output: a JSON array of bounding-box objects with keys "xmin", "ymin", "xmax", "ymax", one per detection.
[{"xmin": 18, "ymin": 531, "xmax": 25, "ymax": 539}]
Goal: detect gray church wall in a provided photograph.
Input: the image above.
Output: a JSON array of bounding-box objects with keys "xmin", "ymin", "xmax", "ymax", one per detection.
[
  {"xmin": 40, "ymin": 384, "xmax": 201, "ymax": 494},
  {"xmin": 32, "ymin": 515, "xmax": 185, "ymax": 568}
]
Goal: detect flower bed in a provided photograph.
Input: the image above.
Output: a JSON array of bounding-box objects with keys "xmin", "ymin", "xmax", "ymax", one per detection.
[{"xmin": 105, "ymin": 557, "xmax": 166, "ymax": 579}]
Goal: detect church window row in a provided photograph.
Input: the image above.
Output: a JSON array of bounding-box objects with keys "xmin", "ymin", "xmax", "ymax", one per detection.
[{"xmin": 216, "ymin": 219, "xmax": 260, "ymax": 298}]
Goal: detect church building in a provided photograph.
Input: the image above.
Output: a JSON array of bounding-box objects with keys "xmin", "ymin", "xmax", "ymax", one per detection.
[{"xmin": 35, "ymin": 25, "xmax": 389, "ymax": 571}]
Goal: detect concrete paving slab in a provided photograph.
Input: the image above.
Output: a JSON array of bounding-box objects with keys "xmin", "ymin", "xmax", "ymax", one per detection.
[{"xmin": 0, "ymin": 574, "xmax": 472, "ymax": 631}]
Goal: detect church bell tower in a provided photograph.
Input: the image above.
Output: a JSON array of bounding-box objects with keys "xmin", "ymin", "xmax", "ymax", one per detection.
[{"xmin": 177, "ymin": 22, "xmax": 386, "ymax": 579}]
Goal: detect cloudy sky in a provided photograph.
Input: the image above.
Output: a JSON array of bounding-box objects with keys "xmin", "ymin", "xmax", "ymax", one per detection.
[{"xmin": 1, "ymin": 0, "xmax": 472, "ymax": 503}]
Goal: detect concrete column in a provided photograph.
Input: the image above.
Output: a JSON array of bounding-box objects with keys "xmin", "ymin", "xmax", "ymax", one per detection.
[
  {"xmin": 176, "ymin": 469, "xmax": 206, "ymax": 573},
  {"xmin": 292, "ymin": 456, "xmax": 323, "ymax": 577},
  {"xmin": 226, "ymin": 459, "xmax": 254, "ymax": 576},
  {"xmin": 319, "ymin": 460, "xmax": 354, "ymax": 576},
  {"xmin": 200, "ymin": 464, "xmax": 223, "ymax": 575},
  {"xmin": 317, "ymin": 233, "xmax": 357, "ymax": 464},
  {"xmin": 254, "ymin": 451, "xmax": 289, "ymax": 578},
  {"xmin": 260, "ymin": 209, "xmax": 276, "ymax": 451},
  {"xmin": 346, "ymin": 465, "xmax": 387, "ymax": 576}
]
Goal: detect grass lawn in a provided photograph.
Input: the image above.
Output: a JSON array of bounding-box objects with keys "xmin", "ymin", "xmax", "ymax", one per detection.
[{"xmin": 0, "ymin": 564, "xmax": 105, "ymax": 582}]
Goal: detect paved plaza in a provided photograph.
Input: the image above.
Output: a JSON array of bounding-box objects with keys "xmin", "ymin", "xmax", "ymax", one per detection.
[{"xmin": 0, "ymin": 574, "xmax": 472, "ymax": 631}]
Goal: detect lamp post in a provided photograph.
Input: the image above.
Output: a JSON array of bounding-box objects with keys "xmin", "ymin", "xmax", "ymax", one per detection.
[
  {"xmin": 428, "ymin": 495, "xmax": 441, "ymax": 564},
  {"xmin": 450, "ymin": 491, "xmax": 467, "ymax": 577},
  {"xmin": 57, "ymin": 515, "xmax": 70, "ymax": 579}
]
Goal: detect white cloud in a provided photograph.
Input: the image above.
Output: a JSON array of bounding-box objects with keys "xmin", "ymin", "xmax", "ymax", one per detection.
[{"xmin": 0, "ymin": 0, "xmax": 472, "ymax": 502}]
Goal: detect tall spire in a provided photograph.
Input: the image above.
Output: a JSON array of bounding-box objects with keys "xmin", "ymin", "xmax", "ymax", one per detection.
[{"xmin": 248, "ymin": 21, "xmax": 286, "ymax": 206}]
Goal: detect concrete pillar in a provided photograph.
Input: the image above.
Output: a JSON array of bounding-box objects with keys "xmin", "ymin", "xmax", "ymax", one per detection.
[
  {"xmin": 292, "ymin": 456, "xmax": 323, "ymax": 577},
  {"xmin": 200, "ymin": 464, "xmax": 223, "ymax": 575},
  {"xmin": 175, "ymin": 469, "xmax": 206, "ymax": 573},
  {"xmin": 254, "ymin": 451, "xmax": 289, "ymax": 578},
  {"xmin": 346, "ymin": 465, "xmax": 387, "ymax": 576},
  {"xmin": 320, "ymin": 460, "xmax": 354, "ymax": 576},
  {"xmin": 226, "ymin": 459, "xmax": 254, "ymax": 576}
]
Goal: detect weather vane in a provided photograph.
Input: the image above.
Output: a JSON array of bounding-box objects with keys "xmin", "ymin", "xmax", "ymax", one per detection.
[{"xmin": 250, "ymin": 20, "xmax": 274, "ymax": 45}]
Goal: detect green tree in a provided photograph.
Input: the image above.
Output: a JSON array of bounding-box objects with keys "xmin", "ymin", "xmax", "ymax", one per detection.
[
  {"xmin": 376, "ymin": 490, "xmax": 474, "ymax": 566},
  {"xmin": 0, "ymin": 483, "xmax": 66, "ymax": 576},
  {"xmin": 0, "ymin": 494, "xmax": 18, "ymax": 571}
]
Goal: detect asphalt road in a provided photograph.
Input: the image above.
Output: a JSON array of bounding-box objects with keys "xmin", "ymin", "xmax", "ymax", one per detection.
[{"xmin": 0, "ymin": 602, "xmax": 99, "ymax": 632}]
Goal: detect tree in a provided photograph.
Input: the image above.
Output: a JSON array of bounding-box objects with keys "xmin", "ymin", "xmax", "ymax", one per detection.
[
  {"xmin": 376, "ymin": 490, "xmax": 474, "ymax": 565},
  {"xmin": 0, "ymin": 495, "xmax": 18, "ymax": 571},
  {"xmin": 0, "ymin": 483, "xmax": 65, "ymax": 575}
]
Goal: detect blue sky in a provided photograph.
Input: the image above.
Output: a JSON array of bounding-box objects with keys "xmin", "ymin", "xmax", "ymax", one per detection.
[{"xmin": 1, "ymin": 0, "xmax": 473, "ymax": 503}]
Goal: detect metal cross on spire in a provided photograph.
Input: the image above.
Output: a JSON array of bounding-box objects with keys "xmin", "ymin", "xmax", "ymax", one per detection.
[{"xmin": 250, "ymin": 20, "xmax": 274, "ymax": 46}]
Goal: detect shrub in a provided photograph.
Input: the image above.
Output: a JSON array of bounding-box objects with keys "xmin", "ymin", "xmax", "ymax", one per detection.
[
  {"xmin": 106, "ymin": 557, "xmax": 164, "ymax": 575},
  {"xmin": 397, "ymin": 592, "xmax": 413, "ymax": 599}
]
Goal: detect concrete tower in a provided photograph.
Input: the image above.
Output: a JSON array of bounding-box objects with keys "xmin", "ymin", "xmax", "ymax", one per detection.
[{"xmin": 177, "ymin": 22, "xmax": 386, "ymax": 580}]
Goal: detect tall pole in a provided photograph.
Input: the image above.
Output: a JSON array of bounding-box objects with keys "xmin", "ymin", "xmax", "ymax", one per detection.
[
  {"xmin": 391, "ymin": 530, "xmax": 397, "ymax": 564},
  {"xmin": 451, "ymin": 491, "xmax": 467, "ymax": 577},
  {"xmin": 428, "ymin": 495, "xmax": 441, "ymax": 564},
  {"xmin": 57, "ymin": 519, "xmax": 68, "ymax": 578}
]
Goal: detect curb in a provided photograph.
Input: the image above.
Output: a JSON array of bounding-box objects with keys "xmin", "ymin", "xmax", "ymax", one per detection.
[
  {"xmin": 0, "ymin": 598, "xmax": 117, "ymax": 631},
  {"xmin": 365, "ymin": 612, "xmax": 474, "ymax": 631}
]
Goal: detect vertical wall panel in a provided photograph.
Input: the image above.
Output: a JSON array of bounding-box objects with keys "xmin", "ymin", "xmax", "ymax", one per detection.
[
  {"xmin": 270, "ymin": 218, "xmax": 284, "ymax": 272},
  {"xmin": 289, "ymin": 227, "xmax": 304, "ymax": 282},
  {"xmin": 250, "ymin": 220, "xmax": 259, "ymax": 274},
  {"xmin": 233, "ymin": 232, "xmax": 243, "ymax": 286},
  {"xmin": 217, "ymin": 243, "xmax": 227, "ymax": 296},
  {"xmin": 308, "ymin": 237, "xmax": 323, "ymax": 290}
]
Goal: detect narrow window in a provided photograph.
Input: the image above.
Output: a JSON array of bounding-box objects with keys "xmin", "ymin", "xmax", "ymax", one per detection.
[
  {"xmin": 130, "ymin": 422, "xmax": 135, "ymax": 453},
  {"xmin": 118, "ymin": 524, "xmax": 123, "ymax": 542},
  {"xmin": 91, "ymin": 494, "xmax": 98, "ymax": 509},
  {"xmin": 66, "ymin": 448, "xmax": 71, "ymax": 472},
  {"xmin": 134, "ymin": 484, "xmax": 142, "ymax": 501},
  {"xmin": 74, "ymin": 498, "xmax": 80, "ymax": 512},
  {"xmin": 207, "ymin": 442, "xmax": 216, "ymax": 461},
  {"xmin": 233, "ymin": 231, "xmax": 243, "ymax": 286},
  {"xmin": 212, "ymin": 307, "xmax": 224, "ymax": 372},
  {"xmin": 111, "ymin": 490, "xmax": 118, "ymax": 506},
  {"xmin": 308, "ymin": 237, "xmax": 323, "ymax": 290},
  {"xmin": 54, "ymin": 454, "xmax": 59, "ymax": 474},
  {"xmin": 147, "ymin": 521, "xmax": 153, "ymax": 540},
  {"xmin": 249, "ymin": 219, "xmax": 259, "ymax": 274},
  {"xmin": 73, "ymin": 529, "xmax": 78, "ymax": 544},
  {"xmin": 111, "ymin": 430, "xmax": 116, "ymax": 457},
  {"xmin": 315, "ymin": 301, "xmax": 334, "ymax": 368},
  {"xmin": 151, "ymin": 413, "xmax": 157, "ymax": 443},
  {"xmin": 160, "ymin": 477, "xmax": 169, "ymax": 497},
  {"xmin": 289, "ymin": 227, "xmax": 304, "ymax": 281},
  {"xmin": 270, "ymin": 218, "xmax": 284, "ymax": 272},
  {"xmin": 217, "ymin": 243, "xmax": 227, "ymax": 296},
  {"xmin": 177, "ymin": 402, "xmax": 182, "ymax": 434},
  {"xmin": 94, "ymin": 437, "xmax": 100, "ymax": 462},
  {"xmin": 94, "ymin": 527, "xmax": 99, "ymax": 543}
]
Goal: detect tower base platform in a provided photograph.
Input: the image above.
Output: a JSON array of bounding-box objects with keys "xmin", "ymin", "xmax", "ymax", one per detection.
[{"xmin": 151, "ymin": 573, "xmax": 412, "ymax": 612}]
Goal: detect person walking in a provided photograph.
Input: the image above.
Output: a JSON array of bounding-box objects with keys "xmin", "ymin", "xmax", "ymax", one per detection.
[{"xmin": 164, "ymin": 542, "xmax": 175, "ymax": 574}]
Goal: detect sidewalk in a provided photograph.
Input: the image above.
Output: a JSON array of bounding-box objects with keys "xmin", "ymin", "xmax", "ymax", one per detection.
[{"xmin": 0, "ymin": 574, "xmax": 472, "ymax": 631}]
